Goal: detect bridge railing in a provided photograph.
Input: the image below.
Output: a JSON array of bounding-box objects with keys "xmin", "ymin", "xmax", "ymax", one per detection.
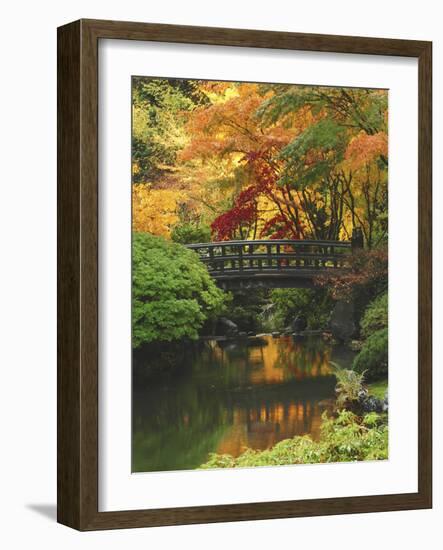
[{"xmin": 186, "ymin": 239, "xmax": 352, "ymax": 276}]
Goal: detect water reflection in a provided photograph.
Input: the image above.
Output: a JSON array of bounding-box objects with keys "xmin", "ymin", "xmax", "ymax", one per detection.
[{"xmin": 132, "ymin": 335, "xmax": 355, "ymax": 472}]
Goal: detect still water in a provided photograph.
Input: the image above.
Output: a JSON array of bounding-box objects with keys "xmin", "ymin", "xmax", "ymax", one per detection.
[{"xmin": 132, "ymin": 335, "xmax": 355, "ymax": 472}]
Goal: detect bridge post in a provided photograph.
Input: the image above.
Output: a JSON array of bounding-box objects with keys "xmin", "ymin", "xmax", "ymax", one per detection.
[
  {"xmin": 330, "ymin": 299, "xmax": 357, "ymax": 343},
  {"xmin": 266, "ymin": 243, "xmax": 272, "ymax": 269},
  {"xmin": 351, "ymin": 227, "xmax": 364, "ymax": 251},
  {"xmin": 238, "ymin": 243, "xmax": 243, "ymax": 271}
]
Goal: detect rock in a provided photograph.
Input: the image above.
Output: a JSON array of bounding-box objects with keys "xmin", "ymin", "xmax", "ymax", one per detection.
[
  {"xmin": 238, "ymin": 331, "xmax": 247, "ymax": 337},
  {"xmin": 300, "ymin": 329, "xmax": 323, "ymax": 336},
  {"xmin": 330, "ymin": 300, "xmax": 357, "ymax": 342},
  {"xmin": 244, "ymin": 337, "xmax": 268, "ymax": 348},
  {"xmin": 349, "ymin": 339, "xmax": 363, "ymax": 351},
  {"xmin": 216, "ymin": 317, "xmax": 239, "ymax": 337},
  {"xmin": 247, "ymin": 331, "xmax": 255, "ymax": 336},
  {"xmin": 291, "ymin": 315, "xmax": 307, "ymax": 333},
  {"xmin": 358, "ymin": 388, "xmax": 369, "ymax": 401},
  {"xmin": 383, "ymin": 390, "xmax": 389, "ymax": 412},
  {"xmin": 271, "ymin": 331, "xmax": 280, "ymax": 338},
  {"xmin": 360, "ymin": 395, "xmax": 384, "ymax": 413}
]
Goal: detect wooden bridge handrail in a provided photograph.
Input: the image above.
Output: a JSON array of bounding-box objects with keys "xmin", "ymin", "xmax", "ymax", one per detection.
[
  {"xmin": 197, "ymin": 253, "xmax": 350, "ymax": 262},
  {"xmin": 185, "ymin": 239, "xmax": 356, "ymax": 289},
  {"xmin": 186, "ymin": 239, "xmax": 352, "ymax": 249}
]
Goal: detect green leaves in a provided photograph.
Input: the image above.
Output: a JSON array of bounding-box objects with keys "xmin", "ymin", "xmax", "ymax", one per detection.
[
  {"xmin": 353, "ymin": 328, "xmax": 388, "ymax": 380},
  {"xmin": 360, "ymin": 291, "xmax": 388, "ymax": 339},
  {"xmin": 282, "ymin": 118, "xmax": 344, "ymax": 157},
  {"xmin": 278, "ymin": 119, "xmax": 346, "ymax": 188},
  {"xmin": 170, "ymin": 222, "xmax": 211, "ymax": 245},
  {"xmin": 255, "ymin": 87, "xmax": 310, "ymax": 125},
  {"xmin": 132, "ymin": 233, "xmax": 226, "ymax": 347},
  {"xmin": 333, "ymin": 367, "xmax": 366, "ymax": 408},
  {"xmin": 132, "ymin": 77, "xmax": 206, "ymax": 184},
  {"xmin": 267, "ymin": 288, "xmax": 332, "ymax": 330}
]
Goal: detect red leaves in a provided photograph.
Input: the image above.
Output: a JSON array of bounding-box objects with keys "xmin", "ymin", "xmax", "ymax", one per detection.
[
  {"xmin": 260, "ymin": 214, "xmax": 303, "ymax": 240},
  {"xmin": 211, "ymin": 184, "xmax": 259, "ymax": 241},
  {"xmin": 211, "ymin": 148, "xmax": 305, "ymax": 241},
  {"xmin": 314, "ymin": 248, "xmax": 388, "ymax": 300}
]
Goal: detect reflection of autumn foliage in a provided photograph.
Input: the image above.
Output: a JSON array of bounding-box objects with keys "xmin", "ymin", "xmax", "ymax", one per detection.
[
  {"xmin": 207, "ymin": 335, "xmax": 332, "ymax": 385},
  {"xmin": 314, "ymin": 247, "xmax": 388, "ymax": 301},
  {"xmin": 273, "ymin": 338, "xmax": 332, "ymax": 379}
]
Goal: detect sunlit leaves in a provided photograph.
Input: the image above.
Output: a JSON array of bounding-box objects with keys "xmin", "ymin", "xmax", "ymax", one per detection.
[
  {"xmin": 132, "ymin": 184, "xmax": 184, "ymax": 237},
  {"xmin": 132, "ymin": 78, "xmax": 389, "ymax": 247},
  {"xmin": 345, "ymin": 131, "xmax": 388, "ymax": 169}
]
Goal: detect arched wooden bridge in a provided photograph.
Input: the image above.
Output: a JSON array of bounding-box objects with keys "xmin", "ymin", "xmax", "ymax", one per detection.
[{"xmin": 187, "ymin": 239, "xmax": 356, "ymax": 290}]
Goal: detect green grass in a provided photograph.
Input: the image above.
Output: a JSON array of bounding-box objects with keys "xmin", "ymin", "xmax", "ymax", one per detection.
[{"xmin": 367, "ymin": 378, "xmax": 388, "ymax": 400}]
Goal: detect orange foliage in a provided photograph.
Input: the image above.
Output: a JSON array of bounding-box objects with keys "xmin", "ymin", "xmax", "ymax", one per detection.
[
  {"xmin": 345, "ymin": 132, "xmax": 388, "ymax": 169},
  {"xmin": 180, "ymin": 83, "xmax": 296, "ymax": 161}
]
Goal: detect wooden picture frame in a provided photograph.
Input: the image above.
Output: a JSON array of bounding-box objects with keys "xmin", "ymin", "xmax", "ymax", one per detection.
[{"xmin": 57, "ymin": 19, "xmax": 432, "ymax": 530}]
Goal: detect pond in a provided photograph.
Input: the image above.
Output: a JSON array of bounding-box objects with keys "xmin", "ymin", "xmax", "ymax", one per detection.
[{"xmin": 132, "ymin": 335, "xmax": 355, "ymax": 472}]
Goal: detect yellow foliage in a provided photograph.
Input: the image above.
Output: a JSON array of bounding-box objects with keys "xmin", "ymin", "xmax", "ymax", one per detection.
[{"xmin": 132, "ymin": 184, "xmax": 184, "ymax": 237}]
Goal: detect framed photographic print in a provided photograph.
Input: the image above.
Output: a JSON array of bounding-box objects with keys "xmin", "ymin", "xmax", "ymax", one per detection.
[{"xmin": 57, "ymin": 19, "xmax": 432, "ymax": 530}]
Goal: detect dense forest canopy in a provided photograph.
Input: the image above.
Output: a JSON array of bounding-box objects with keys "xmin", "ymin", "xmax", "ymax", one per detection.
[{"xmin": 132, "ymin": 78, "xmax": 388, "ymax": 248}]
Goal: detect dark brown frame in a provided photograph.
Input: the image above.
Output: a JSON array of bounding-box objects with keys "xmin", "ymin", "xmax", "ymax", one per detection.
[{"xmin": 57, "ymin": 19, "xmax": 432, "ymax": 531}]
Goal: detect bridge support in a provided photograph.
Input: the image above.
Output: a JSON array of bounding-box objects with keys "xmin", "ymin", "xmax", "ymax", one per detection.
[
  {"xmin": 351, "ymin": 227, "xmax": 364, "ymax": 250},
  {"xmin": 329, "ymin": 299, "xmax": 357, "ymax": 343}
]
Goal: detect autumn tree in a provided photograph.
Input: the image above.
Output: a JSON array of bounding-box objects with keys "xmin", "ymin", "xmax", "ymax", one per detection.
[
  {"xmin": 132, "ymin": 77, "xmax": 208, "ymax": 183},
  {"xmin": 180, "ymin": 83, "xmax": 311, "ymax": 240},
  {"xmin": 132, "ymin": 78, "xmax": 388, "ymax": 248},
  {"xmin": 257, "ymin": 85, "xmax": 388, "ymax": 246}
]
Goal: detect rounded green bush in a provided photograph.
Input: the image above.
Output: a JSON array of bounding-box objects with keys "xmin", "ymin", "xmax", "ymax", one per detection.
[
  {"xmin": 353, "ymin": 327, "xmax": 388, "ymax": 380},
  {"xmin": 132, "ymin": 233, "xmax": 226, "ymax": 347},
  {"xmin": 360, "ymin": 291, "xmax": 388, "ymax": 339}
]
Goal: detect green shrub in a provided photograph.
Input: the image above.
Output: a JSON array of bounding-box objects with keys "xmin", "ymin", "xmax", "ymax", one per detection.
[
  {"xmin": 360, "ymin": 292, "xmax": 388, "ymax": 339},
  {"xmin": 222, "ymin": 290, "xmax": 267, "ymax": 332},
  {"xmin": 132, "ymin": 233, "xmax": 226, "ymax": 347},
  {"xmin": 170, "ymin": 222, "xmax": 211, "ymax": 244},
  {"xmin": 200, "ymin": 410, "xmax": 388, "ymax": 468},
  {"xmin": 353, "ymin": 328, "xmax": 388, "ymax": 380},
  {"xmin": 267, "ymin": 288, "xmax": 333, "ymax": 330}
]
